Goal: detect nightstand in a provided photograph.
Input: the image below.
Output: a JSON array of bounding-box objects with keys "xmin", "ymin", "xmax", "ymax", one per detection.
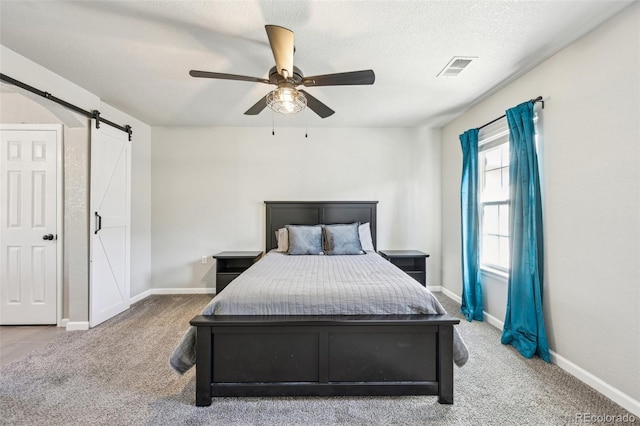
[
  {"xmin": 378, "ymin": 250, "xmax": 429, "ymax": 286},
  {"xmin": 213, "ymin": 251, "xmax": 262, "ymax": 294}
]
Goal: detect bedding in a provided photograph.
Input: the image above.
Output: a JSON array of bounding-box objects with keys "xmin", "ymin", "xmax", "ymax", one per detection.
[
  {"xmin": 169, "ymin": 251, "xmax": 469, "ymax": 374},
  {"xmin": 276, "ymin": 222, "xmax": 374, "ymax": 253},
  {"xmin": 322, "ymin": 223, "xmax": 363, "ymax": 255},
  {"xmin": 275, "ymin": 227, "xmax": 288, "ymax": 252},
  {"xmin": 286, "ymin": 225, "xmax": 323, "ymax": 255},
  {"xmin": 358, "ymin": 222, "xmax": 375, "ymax": 251}
]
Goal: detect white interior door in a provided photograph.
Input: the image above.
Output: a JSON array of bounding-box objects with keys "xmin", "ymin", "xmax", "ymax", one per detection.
[
  {"xmin": 90, "ymin": 120, "xmax": 131, "ymax": 327},
  {"xmin": 1, "ymin": 125, "xmax": 61, "ymax": 325}
]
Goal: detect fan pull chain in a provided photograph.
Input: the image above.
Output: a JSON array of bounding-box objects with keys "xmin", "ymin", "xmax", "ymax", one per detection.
[
  {"xmin": 272, "ymin": 110, "xmax": 275, "ymax": 136},
  {"xmin": 305, "ymin": 109, "xmax": 308, "ymax": 138}
]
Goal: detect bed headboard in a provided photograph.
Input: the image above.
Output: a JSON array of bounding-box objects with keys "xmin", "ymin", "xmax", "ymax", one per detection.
[{"xmin": 265, "ymin": 201, "xmax": 378, "ymax": 252}]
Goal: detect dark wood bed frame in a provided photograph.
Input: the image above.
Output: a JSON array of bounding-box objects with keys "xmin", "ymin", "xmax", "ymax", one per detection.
[{"xmin": 190, "ymin": 201, "xmax": 460, "ymax": 406}]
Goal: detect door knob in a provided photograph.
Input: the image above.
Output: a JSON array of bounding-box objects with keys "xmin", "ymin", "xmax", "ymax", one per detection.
[{"xmin": 43, "ymin": 234, "xmax": 54, "ymax": 240}]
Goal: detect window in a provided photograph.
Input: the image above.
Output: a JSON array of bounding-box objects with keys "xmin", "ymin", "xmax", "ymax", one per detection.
[
  {"xmin": 478, "ymin": 114, "xmax": 539, "ymax": 274},
  {"xmin": 479, "ymin": 120, "xmax": 510, "ymax": 272}
]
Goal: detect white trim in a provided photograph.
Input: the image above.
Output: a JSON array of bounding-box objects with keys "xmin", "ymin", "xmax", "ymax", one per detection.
[
  {"xmin": 439, "ymin": 289, "xmax": 640, "ymax": 416},
  {"xmin": 478, "ymin": 125, "xmax": 509, "ymax": 149},
  {"xmin": 130, "ymin": 287, "xmax": 216, "ymax": 305},
  {"xmin": 130, "ymin": 289, "xmax": 152, "ymax": 305},
  {"xmin": 58, "ymin": 318, "xmax": 69, "ymax": 328},
  {"xmin": 66, "ymin": 321, "xmax": 89, "ymax": 331},
  {"xmin": 550, "ymin": 350, "xmax": 640, "ymax": 417},
  {"xmin": 440, "ymin": 287, "xmax": 505, "ymax": 329},
  {"xmin": 441, "ymin": 286, "xmax": 462, "ymax": 304},
  {"xmin": 427, "ymin": 285, "xmax": 442, "ymax": 293},
  {"xmin": 66, "ymin": 288, "xmax": 215, "ymax": 326},
  {"xmin": 480, "ymin": 266, "xmax": 509, "ymax": 280},
  {"xmin": 483, "ymin": 311, "xmax": 504, "ymax": 330},
  {"xmin": 55, "ymin": 125, "xmax": 63, "ymax": 327},
  {"xmin": 151, "ymin": 287, "xmax": 216, "ymax": 295}
]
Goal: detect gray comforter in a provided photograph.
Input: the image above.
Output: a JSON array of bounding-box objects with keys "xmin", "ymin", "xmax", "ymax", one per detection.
[{"xmin": 169, "ymin": 251, "xmax": 469, "ymax": 373}]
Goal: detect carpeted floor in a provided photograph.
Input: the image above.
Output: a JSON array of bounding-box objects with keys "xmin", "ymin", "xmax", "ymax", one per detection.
[{"xmin": 0, "ymin": 293, "xmax": 633, "ymax": 425}]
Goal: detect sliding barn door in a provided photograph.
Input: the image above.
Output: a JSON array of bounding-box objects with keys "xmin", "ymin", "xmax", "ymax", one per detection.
[{"xmin": 90, "ymin": 120, "xmax": 131, "ymax": 327}]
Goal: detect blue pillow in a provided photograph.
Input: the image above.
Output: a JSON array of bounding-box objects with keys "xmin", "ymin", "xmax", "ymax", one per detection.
[
  {"xmin": 286, "ymin": 225, "xmax": 323, "ymax": 255},
  {"xmin": 322, "ymin": 223, "xmax": 363, "ymax": 255}
]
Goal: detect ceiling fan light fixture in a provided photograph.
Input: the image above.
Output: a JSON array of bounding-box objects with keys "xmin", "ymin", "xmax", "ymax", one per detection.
[
  {"xmin": 267, "ymin": 85, "xmax": 307, "ymax": 114},
  {"xmin": 190, "ymin": 25, "xmax": 373, "ymax": 118}
]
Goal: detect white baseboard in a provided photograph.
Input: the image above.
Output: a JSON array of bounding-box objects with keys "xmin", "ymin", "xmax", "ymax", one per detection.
[
  {"xmin": 440, "ymin": 287, "xmax": 505, "ymax": 328},
  {"xmin": 440, "ymin": 286, "xmax": 461, "ymax": 304},
  {"xmin": 66, "ymin": 321, "xmax": 89, "ymax": 331},
  {"xmin": 130, "ymin": 287, "xmax": 216, "ymax": 305},
  {"xmin": 437, "ymin": 288, "xmax": 639, "ymax": 416},
  {"xmin": 426, "ymin": 285, "xmax": 442, "ymax": 293},
  {"xmin": 62, "ymin": 289, "xmax": 213, "ymax": 332},
  {"xmin": 152, "ymin": 287, "xmax": 216, "ymax": 295},
  {"xmin": 130, "ymin": 289, "xmax": 152, "ymax": 304},
  {"xmin": 482, "ymin": 311, "xmax": 504, "ymax": 330},
  {"xmin": 550, "ymin": 350, "xmax": 640, "ymax": 416}
]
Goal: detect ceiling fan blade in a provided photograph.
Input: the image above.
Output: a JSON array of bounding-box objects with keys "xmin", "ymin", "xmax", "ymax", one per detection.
[
  {"xmin": 265, "ymin": 25, "xmax": 294, "ymax": 78},
  {"xmin": 189, "ymin": 70, "xmax": 270, "ymax": 84},
  {"xmin": 302, "ymin": 70, "xmax": 375, "ymax": 87},
  {"xmin": 299, "ymin": 90, "xmax": 335, "ymax": 118},
  {"xmin": 244, "ymin": 95, "xmax": 269, "ymax": 115}
]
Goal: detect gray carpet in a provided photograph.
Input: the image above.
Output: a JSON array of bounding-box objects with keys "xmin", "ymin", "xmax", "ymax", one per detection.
[{"xmin": 0, "ymin": 293, "xmax": 633, "ymax": 425}]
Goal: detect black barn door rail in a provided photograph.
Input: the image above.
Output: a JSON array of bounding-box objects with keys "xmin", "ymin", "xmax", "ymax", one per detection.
[{"xmin": 0, "ymin": 73, "xmax": 133, "ymax": 141}]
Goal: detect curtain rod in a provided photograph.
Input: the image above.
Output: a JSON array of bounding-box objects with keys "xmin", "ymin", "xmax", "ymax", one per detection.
[
  {"xmin": 477, "ymin": 96, "xmax": 544, "ymax": 131},
  {"xmin": 0, "ymin": 73, "xmax": 132, "ymax": 141}
]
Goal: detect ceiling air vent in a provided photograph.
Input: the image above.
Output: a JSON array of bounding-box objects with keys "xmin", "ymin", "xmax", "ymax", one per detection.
[{"xmin": 437, "ymin": 56, "xmax": 477, "ymax": 77}]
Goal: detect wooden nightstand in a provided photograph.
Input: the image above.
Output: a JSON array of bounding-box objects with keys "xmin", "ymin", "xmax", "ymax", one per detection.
[
  {"xmin": 213, "ymin": 251, "xmax": 262, "ymax": 294},
  {"xmin": 378, "ymin": 250, "xmax": 429, "ymax": 286}
]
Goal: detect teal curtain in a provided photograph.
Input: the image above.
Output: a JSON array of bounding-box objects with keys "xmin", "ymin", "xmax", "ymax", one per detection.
[
  {"xmin": 459, "ymin": 129, "xmax": 483, "ymax": 321},
  {"xmin": 501, "ymin": 101, "xmax": 550, "ymax": 362}
]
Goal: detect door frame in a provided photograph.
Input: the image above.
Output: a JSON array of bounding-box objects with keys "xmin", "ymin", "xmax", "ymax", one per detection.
[{"xmin": 0, "ymin": 124, "xmax": 63, "ymax": 326}]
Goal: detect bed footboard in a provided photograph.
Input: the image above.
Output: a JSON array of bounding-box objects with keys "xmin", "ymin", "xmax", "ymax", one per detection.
[{"xmin": 190, "ymin": 314, "xmax": 459, "ymax": 406}]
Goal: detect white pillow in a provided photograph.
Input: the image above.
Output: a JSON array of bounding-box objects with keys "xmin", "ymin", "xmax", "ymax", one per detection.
[
  {"xmin": 358, "ymin": 222, "xmax": 375, "ymax": 251},
  {"xmin": 275, "ymin": 227, "xmax": 289, "ymax": 252}
]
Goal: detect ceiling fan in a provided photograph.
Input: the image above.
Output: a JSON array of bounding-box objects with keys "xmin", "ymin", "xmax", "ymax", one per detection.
[{"xmin": 189, "ymin": 25, "xmax": 375, "ymax": 118}]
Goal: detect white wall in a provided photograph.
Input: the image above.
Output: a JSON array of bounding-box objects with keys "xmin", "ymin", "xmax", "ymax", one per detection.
[
  {"xmin": 151, "ymin": 126, "xmax": 442, "ymax": 289},
  {"xmin": 441, "ymin": 4, "xmax": 639, "ymax": 412},
  {"xmin": 0, "ymin": 45, "xmax": 153, "ymax": 321}
]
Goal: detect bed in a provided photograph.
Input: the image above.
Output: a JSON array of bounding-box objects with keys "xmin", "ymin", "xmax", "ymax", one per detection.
[{"xmin": 170, "ymin": 201, "xmax": 468, "ymax": 406}]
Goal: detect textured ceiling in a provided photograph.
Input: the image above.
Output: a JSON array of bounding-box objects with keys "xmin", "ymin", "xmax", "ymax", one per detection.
[{"xmin": 0, "ymin": 1, "xmax": 633, "ymax": 128}]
